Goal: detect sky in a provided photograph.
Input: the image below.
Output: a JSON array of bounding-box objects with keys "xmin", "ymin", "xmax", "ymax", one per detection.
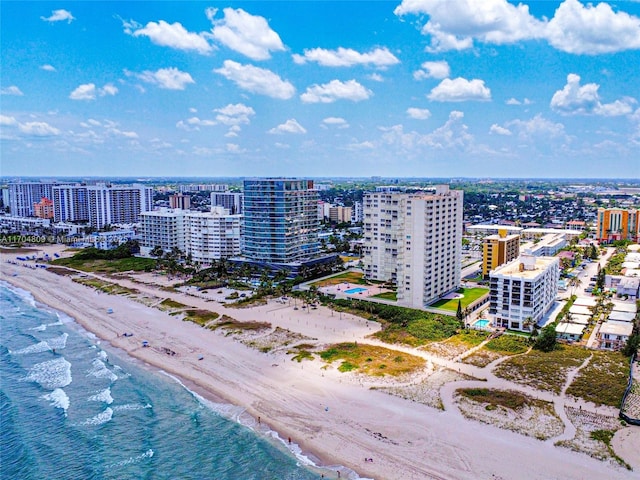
[{"xmin": 1, "ymin": 1, "xmax": 640, "ymax": 179}]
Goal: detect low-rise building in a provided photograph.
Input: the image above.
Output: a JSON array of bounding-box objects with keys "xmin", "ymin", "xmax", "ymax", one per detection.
[
  {"xmin": 556, "ymin": 322, "xmax": 585, "ymax": 341},
  {"xmin": 597, "ymin": 320, "xmax": 634, "ymax": 350}
]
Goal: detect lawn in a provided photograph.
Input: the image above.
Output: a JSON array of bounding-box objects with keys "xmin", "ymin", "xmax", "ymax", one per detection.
[
  {"xmin": 429, "ymin": 287, "xmax": 489, "ymax": 311},
  {"xmin": 311, "ymin": 270, "xmax": 366, "ymax": 287},
  {"xmin": 565, "ymin": 351, "xmax": 630, "ymax": 407},
  {"xmin": 320, "ymin": 342, "xmax": 425, "ymax": 376},
  {"xmin": 371, "ymin": 291, "xmax": 397, "ymax": 301},
  {"xmin": 484, "ymin": 334, "xmax": 530, "ymax": 355},
  {"xmin": 51, "ymin": 256, "xmax": 156, "ymax": 274}
]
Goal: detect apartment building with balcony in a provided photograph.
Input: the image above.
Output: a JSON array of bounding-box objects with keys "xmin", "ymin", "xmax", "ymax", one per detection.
[
  {"xmin": 9, "ymin": 182, "xmax": 70, "ymax": 217},
  {"xmin": 85, "ymin": 184, "xmax": 153, "ymax": 229},
  {"xmin": 33, "ymin": 197, "xmax": 54, "ymax": 219},
  {"xmin": 489, "ymin": 252, "xmax": 559, "ymax": 332},
  {"xmin": 482, "ymin": 229, "xmax": 520, "ymax": 277},
  {"xmin": 596, "ymin": 208, "xmax": 640, "ymax": 243},
  {"xmin": 211, "ymin": 191, "xmax": 243, "ymax": 215},
  {"xmin": 186, "ymin": 207, "xmax": 242, "ymax": 263},
  {"xmin": 139, "ymin": 208, "xmax": 188, "ymax": 255},
  {"xmin": 362, "ymin": 185, "xmax": 463, "ymax": 308}
]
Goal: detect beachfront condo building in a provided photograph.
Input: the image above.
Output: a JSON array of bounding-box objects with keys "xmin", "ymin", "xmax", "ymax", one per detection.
[
  {"xmin": 488, "ymin": 252, "xmax": 559, "ymax": 332},
  {"xmin": 211, "ymin": 191, "xmax": 243, "ymax": 215},
  {"xmin": 33, "ymin": 197, "xmax": 54, "ymax": 219},
  {"xmin": 140, "ymin": 208, "xmax": 189, "ymax": 255},
  {"xmin": 242, "ymin": 178, "xmax": 320, "ymax": 264},
  {"xmin": 596, "ymin": 208, "xmax": 640, "ymax": 243},
  {"xmin": 52, "ymin": 185, "xmax": 90, "ymax": 223},
  {"xmin": 482, "ymin": 229, "xmax": 520, "ymax": 277},
  {"xmin": 186, "ymin": 207, "xmax": 242, "ymax": 263},
  {"xmin": 362, "ymin": 185, "xmax": 464, "ymax": 309},
  {"xmin": 9, "ymin": 182, "xmax": 70, "ymax": 217},
  {"xmin": 169, "ymin": 193, "xmax": 191, "ymax": 210}
]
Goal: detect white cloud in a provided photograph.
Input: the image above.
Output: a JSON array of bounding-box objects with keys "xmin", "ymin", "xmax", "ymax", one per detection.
[
  {"xmin": 41, "ymin": 9, "xmax": 74, "ymax": 23},
  {"xmin": 269, "ymin": 119, "xmax": 307, "ymax": 134},
  {"xmin": 0, "ymin": 115, "xmax": 17, "ymax": 126},
  {"xmin": 214, "ymin": 60, "xmax": 295, "ymax": 99},
  {"xmin": 18, "ymin": 121, "xmax": 61, "ymax": 136},
  {"xmin": 489, "ymin": 124, "xmax": 512, "ymax": 136},
  {"xmin": 1, "ymin": 86, "xmax": 24, "ymax": 96},
  {"xmin": 550, "ymin": 73, "xmax": 636, "ymax": 116},
  {"xmin": 428, "ymin": 77, "xmax": 491, "ymax": 102},
  {"xmin": 40, "ymin": 64, "xmax": 56, "ymax": 72},
  {"xmin": 367, "ymin": 73, "xmax": 384, "ymax": 82},
  {"xmin": 546, "ymin": 0, "xmax": 640, "ymax": 54},
  {"xmin": 322, "ymin": 117, "xmax": 350, "ymax": 128},
  {"xmin": 128, "ymin": 68, "xmax": 195, "ymax": 90},
  {"xmin": 226, "ymin": 143, "xmax": 245, "ymax": 153},
  {"xmin": 129, "ymin": 20, "xmax": 213, "ymax": 54},
  {"xmin": 395, "ymin": 0, "xmax": 640, "ymax": 55},
  {"xmin": 210, "ymin": 8, "xmax": 284, "ymax": 60},
  {"xmin": 395, "ymin": 0, "xmax": 543, "ymax": 52},
  {"xmin": 214, "ymin": 103, "xmax": 256, "ymax": 125},
  {"xmin": 506, "ymin": 97, "xmax": 532, "ymax": 106},
  {"xmin": 300, "ymin": 79, "xmax": 372, "ymax": 104},
  {"xmin": 406, "ymin": 107, "xmax": 432, "ymax": 120},
  {"xmin": 413, "ymin": 61, "xmax": 450, "ymax": 80},
  {"xmin": 507, "ymin": 114, "xmax": 567, "ymax": 141},
  {"xmin": 69, "ymin": 83, "xmax": 119, "ymax": 100},
  {"xmin": 292, "ymin": 47, "xmax": 399, "ymax": 68}
]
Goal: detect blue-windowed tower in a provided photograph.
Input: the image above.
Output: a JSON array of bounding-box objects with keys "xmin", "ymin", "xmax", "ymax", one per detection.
[{"xmin": 242, "ymin": 178, "xmax": 320, "ymax": 264}]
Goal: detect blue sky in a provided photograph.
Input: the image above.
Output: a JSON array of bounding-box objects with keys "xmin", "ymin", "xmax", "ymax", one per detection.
[{"xmin": 1, "ymin": 1, "xmax": 639, "ymax": 179}]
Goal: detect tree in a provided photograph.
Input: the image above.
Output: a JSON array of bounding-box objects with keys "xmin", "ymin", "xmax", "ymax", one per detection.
[
  {"xmin": 568, "ymin": 276, "xmax": 582, "ymax": 296},
  {"xmin": 150, "ymin": 246, "xmax": 164, "ymax": 258},
  {"xmin": 589, "ymin": 244, "xmax": 599, "ymax": 260},
  {"xmin": 534, "ymin": 324, "xmax": 557, "ymax": 352},
  {"xmin": 523, "ymin": 316, "xmax": 534, "ymax": 332},
  {"xmin": 622, "ymin": 334, "xmax": 640, "ymax": 357},
  {"xmin": 456, "ymin": 300, "xmax": 464, "ymax": 326},
  {"xmin": 596, "ymin": 267, "xmax": 606, "ymax": 291}
]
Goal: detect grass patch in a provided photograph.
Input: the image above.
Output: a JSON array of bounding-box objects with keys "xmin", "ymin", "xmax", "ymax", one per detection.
[
  {"xmin": 449, "ymin": 329, "xmax": 490, "ymax": 347},
  {"xmin": 181, "ymin": 309, "xmax": 219, "ymax": 327},
  {"xmin": 566, "ymin": 351, "xmax": 630, "ymax": 407},
  {"xmin": 208, "ymin": 315, "xmax": 271, "ymax": 333},
  {"xmin": 158, "ymin": 298, "xmax": 189, "ymax": 311},
  {"xmin": 459, "ymin": 388, "xmax": 527, "ymax": 410},
  {"xmin": 51, "ymin": 256, "xmax": 156, "ymax": 274},
  {"xmin": 319, "ymin": 342, "xmax": 425, "ymax": 377},
  {"xmin": 72, "ymin": 277, "xmax": 138, "ymax": 296},
  {"xmin": 495, "ymin": 345, "xmax": 591, "ymax": 394},
  {"xmin": 371, "ymin": 291, "xmax": 397, "ymax": 301},
  {"xmin": 311, "ymin": 270, "xmax": 366, "ymax": 287},
  {"xmin": 429, "ymin": 287, "xmax": 489, "ymax": 311},
  {"xmin": 45, "ymin": 266, "xmax": 77, "ymax": 276},
  {"xmin": 484, "ymin": 334, "xmax": 530, "ymax": 355},
  {"xmin": 287, "ymin": 343, "xmax": 317, "ymax": 362}
]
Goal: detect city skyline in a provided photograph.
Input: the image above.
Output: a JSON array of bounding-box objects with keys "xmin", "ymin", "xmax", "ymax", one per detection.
[{"xmin": 2, "ymin": 1, "xmax": 640, "ymax": 179}]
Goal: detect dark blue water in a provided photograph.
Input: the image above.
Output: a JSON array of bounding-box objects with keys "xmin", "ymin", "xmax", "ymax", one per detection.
[{"xmin": 0, "ymin": 282, "xmax": 330, "ymax": 479}]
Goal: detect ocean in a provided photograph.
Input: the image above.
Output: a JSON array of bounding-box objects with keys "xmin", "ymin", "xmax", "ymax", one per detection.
[{"xmin": 0, "ymin": 282, "xmax": 342, "ymax": 479}]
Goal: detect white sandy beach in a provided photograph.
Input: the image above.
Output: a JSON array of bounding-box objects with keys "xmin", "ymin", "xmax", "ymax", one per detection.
[{"xmin": 2, "ymin": 248, "xmax": 639, "ymax": 480}]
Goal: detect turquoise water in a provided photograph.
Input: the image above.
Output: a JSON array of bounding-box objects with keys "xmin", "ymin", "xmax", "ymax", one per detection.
[
  {"xmin": 0, "ymin": 282, "xmax": 334, "ymax": 480},
  {"xmin": 344, "ymin": 287, "xmax": 368, "ymax": 294},
  {"xmin": 474, "ymin": 319, "xmax": 490, "ymax": 328}
]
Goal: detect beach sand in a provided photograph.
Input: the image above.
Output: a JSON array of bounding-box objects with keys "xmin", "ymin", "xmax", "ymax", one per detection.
[{"xmin": 2, "ymin": 249, "xmax": 638, "ymax": 480}]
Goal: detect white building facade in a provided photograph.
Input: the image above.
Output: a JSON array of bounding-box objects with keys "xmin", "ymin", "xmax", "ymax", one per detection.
[
  {"xmin": 186, "ymin": 207, "xmax": 242, "ymax": 264},
  {"xmin": 362, "ymin": 185, "xmax": 463, "ymax": 308},
  {"xmin": 489, "ymin": 252, "xmax": 560, "ymax": 332},
  {"xmin": 139, "ymin": 209, "xmax": 188, "ymax": 255}
]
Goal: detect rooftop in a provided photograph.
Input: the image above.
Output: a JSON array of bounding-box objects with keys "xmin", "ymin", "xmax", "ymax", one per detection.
[{"xmin": 599, "ymin": 320, "xmax": 634, "ymax": 337}]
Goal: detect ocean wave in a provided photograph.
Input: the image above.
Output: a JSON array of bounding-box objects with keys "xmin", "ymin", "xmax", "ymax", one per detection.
[
  {"xmin": 24, "ymin": 357, "xmax": 72, "ymax": 390},
  {"xmin": 97, "ymin": 351, "xmax": 108, "ymax": 361},
  {"xmin": 0, "ymin": 281, "xmax": 36, "ymax": 307},
  {"xmin": 88, "ymin": 388, "xmax": 113, "ymax": 405},
  {"xmin": 11, "ymin": 333, "xmax": 68, "ymax": 355},
  {"xmin": 80, "ymin": 407, "xmax": 113, "ymax": 426},
  {"xmin": 87, "ymin": 358, "xmax": 118, "ymax": 382},
  {"xmin": 42, "ymin": 388, "xmax": 70, "ymax": 413},
  {"xmin": 106, "ymin": 449, "xmax": 154, "ymax": 469},
  {"xmin": 111, "ymin": 403, "xmax": 152, "ymax": 412}
]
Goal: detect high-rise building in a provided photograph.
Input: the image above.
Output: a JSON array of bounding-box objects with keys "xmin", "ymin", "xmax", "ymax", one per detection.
[
  {"xmin": 482, "ymin": 229, "xmax": 520, "ymax": 277},
  {"xmin": 33, "ymin": 197, "xmax": 54, "ymax": 219},
  {"xmin": 362, "ymin": 185, "xmax": 463, "ymax": 308},
  {"xmin": 9, "ymin": 182, "xmax": 69, "ymax": 217},
  {"xmin": 242, "ymin": 178, "xmax": 320, "ymax": 264},
  {"xmin": 351, "ymin": 201, "xmax": 363, "ymax": 224},
  {"xmin": 329, "ymin": 206, "xmax": 352, "ymax": 224},
  {"xmin": 139, "ymin": 209, "xmax": 188, "ymax": 255},
  {"xmin": 86, "ymin": 184, "xmax": 153, "ymax": 228},
  {"xmin": 211, "ymin": 191, "xmax": 243, "ymax": 214},
  {"xmin": 596, "ymin": 208, "xmax": 640, "ymax": 243},
  {"xmin": 52, "ymin": 185, "xmax": 90, "ymax": 223},
  {"xmin": 187, "ymin": 207, "xmax": 242, "ymax": 263},
  {"xmin": 488, "ymin": 252, "xmax": 559, "ymax": 332},
  {"xmin": 169, "ymin": 193, "xmax": 191, "ymax": 210}
]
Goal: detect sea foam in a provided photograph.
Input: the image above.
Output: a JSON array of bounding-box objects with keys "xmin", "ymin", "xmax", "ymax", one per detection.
[
  {"xmin": 88, "ymin": 358, "xmax": 118, "ymax": 382},
  {"xmin": 88, "ymin": 388, "xmax": 114, "ymax": 405},
  {"xmin": 106, "ymin": 449, "xmax": 154, "ymax": 469},
  {"xmin": 25, "ymin": 357, "xmax": 72, "ymax": 390},
  {"xmin": 42, "ymin": 388, "xmax": 70, "ymax": 413},
  {"xmin": 11, "ymin": 333, "xmax": 68, "ymax": 355},
  {"xmin": 80, "ymin": 407, "xmax": 113, "ymax": 426}
]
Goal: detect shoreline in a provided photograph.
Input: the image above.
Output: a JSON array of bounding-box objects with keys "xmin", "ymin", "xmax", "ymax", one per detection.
[
  {"xmin": 0, "ymin": 279, "xmax": 345, "ymax": 479},
  {"xmin": 2, "ymin": 253, "xmax": 638, "ymax": 480}
]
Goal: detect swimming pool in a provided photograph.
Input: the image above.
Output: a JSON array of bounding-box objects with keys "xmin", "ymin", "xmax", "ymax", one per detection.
[
  {"xmin": 474, "ymin": 319, "xmax": 490, "ymax": 328},
  {"xmin": 344, "ymin": 287, "xmax": 368, "ymax": 294}
]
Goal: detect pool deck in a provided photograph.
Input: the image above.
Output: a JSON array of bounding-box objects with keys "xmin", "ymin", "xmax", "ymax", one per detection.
[{"xmin": 320, "ymin": 282, "xmax": 378, "ymax": 298}]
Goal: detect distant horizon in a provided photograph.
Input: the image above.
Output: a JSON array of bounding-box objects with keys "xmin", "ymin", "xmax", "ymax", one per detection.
[{"xmin": 2, "ymin": 1, "xmax": 639, "ymax": 178}]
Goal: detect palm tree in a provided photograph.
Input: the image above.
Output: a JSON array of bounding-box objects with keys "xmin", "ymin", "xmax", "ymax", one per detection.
[
  {"xmin": 568, "ymin": 276, "xmax": 582, "ymax": 296},
  {"xmin": 523, "ymin": 316, "xmax": 534, "ymax": 331}
]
